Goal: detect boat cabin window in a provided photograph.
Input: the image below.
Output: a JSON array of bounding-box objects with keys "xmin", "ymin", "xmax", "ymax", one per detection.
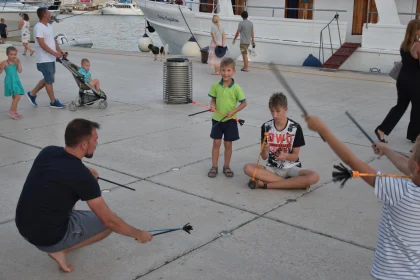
[
  {"xmin": 285, "ymin": 0, "xmax": 313, "ymax": 20},
  {"xmin": 199, "ymin": 0, "xmax": 246, "ymax": 15}
]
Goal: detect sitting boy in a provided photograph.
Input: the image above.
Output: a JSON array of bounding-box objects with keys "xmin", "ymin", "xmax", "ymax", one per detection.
[
  {"xmin": 304, "ymin": 114, "xmax": 420, "ymax": 280},
  {"xmin": 243, "ymin": 92, "xmax": 319, "ymax": 189},
  {"xmin": 78, "ymin": 58, "xmax": 103, "ymax": 94}
]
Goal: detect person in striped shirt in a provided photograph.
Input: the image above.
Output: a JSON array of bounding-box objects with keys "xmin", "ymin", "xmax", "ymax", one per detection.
[{"xmin": 304, "ymin": 115, "xmax": 420, "ymax": 280}]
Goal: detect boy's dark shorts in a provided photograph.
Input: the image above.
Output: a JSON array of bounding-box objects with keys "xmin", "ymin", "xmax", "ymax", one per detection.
[
  {"xmin": 1, "ymin": 33, "xmax": 7, "ymax": 39},
  {"xmin": 210, "ymin": 119, "xmax": 239, "ymax": 141},
  {"xmin": 37, "ymin": 62, "xmax": 56, "ymax": 84},
  {"xmin": 35, "ymin": 210, "xmax": 107, "ymax": 253}
]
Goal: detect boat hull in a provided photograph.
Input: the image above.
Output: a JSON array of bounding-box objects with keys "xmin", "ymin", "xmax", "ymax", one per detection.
[{"xmin": 101, "ymin": 6, "xmax": 143, "ymax": 15}]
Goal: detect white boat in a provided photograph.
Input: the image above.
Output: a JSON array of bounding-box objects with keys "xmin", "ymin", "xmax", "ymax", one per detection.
[
  {"xmin": 101, "ymin": 0, "xmax": 143, "ymax": 15},
  {"xmin": 0, "ymin": 0, "xmax": 61, "ymax": 41},
  {"xmin": 137, "ymin": 0, "xmax": 417, "ymax": 74},
  {"xmin": 55, "ymin": 33, "xmax": 93, "ymax": 47}
]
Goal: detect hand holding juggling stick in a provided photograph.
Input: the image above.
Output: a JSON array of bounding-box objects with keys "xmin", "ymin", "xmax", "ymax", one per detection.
[
  {"xmin": 248, "ymin": 125, "xmax": 271, "ymax": 189},
  {"xmin": 189, "ymin": 100, "xmax": 245, "ymax": 126},
  {"xmin": 268, "ymin": 63, "xmax": 325, "ymax": 141},
  {"xmin": 332, "ymin": 163, "xmax": 411, "ymax": 188}
]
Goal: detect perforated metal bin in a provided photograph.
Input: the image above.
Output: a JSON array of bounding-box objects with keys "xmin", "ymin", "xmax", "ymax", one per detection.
[{"xmin": 163, "ymin": 58, "xmax": 193, "ymax": 104}]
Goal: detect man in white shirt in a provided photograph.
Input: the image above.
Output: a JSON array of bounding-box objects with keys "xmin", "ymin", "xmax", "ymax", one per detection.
[{"xmin": 26, "ymin": 7, "xmax": 67, "ymax": 109}]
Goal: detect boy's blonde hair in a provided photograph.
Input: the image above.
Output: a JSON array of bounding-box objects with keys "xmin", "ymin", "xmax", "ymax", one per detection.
[
  {"xmin": 220, "ymin": 58, "xmax": 235, "ymax": 70},
  {"xmin": 269, "ymin": 92, "xmax": 288, "ymax": 110},
  {"xmin": 81, "ymin": 58, "xmax": 89, "ymax": 65}
]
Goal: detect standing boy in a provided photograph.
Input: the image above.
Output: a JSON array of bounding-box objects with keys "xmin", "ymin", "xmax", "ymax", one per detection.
[
  {"xmin": 208, "ymin": 58, "xmax": 247, "ymax": 178},
  {"xmin": 243, "ymin": 93, "xmax": 319, "ymax": 189},
  {"xmin": 304, "ymin": 114, "xmax": 420, "ymax": 280},
  {"xmin": 232, "ymin": 11, "xmax": 254, "ymax": 72}
]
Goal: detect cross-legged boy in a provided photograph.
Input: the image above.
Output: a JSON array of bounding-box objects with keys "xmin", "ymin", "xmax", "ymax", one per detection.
[
  {"xmin": 243, "ymin": 93, "xmax": 319, "ymax": 189},
  {"xmin": 208, "ymin": 58, "xmax": 247, "ymax": 178},
  {"xmin": 304, "ymin": 114, "xmax": 420, "ymax": 280}
]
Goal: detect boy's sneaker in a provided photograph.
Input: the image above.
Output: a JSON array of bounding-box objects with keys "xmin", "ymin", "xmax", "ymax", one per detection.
[
  {"xmin": 26, "ymin": 92, "xmax": 37, "ymax": 107},
  {"xmin": 50, "ymin": 99, "xmax": 65, "ymax": 109}
]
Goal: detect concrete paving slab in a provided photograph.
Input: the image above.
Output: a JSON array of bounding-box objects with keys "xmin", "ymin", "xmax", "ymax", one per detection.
[
  {"xmin": 2, "ymin": 107, "xmax": 194, "ymax": 148},
  {"xmin": 0, "ymin": 101, "xmax": 141, "ymax": 135},
  {"xmin": 0, "ymin": 180, "xmax": 256, "ymax": 280},
  {"xmin": 139, "ymin": 217, "xmax": 375, "ymax": 280},
  {"xmin": 85, "ymin": 121, "xmax": 260, "ymax": 179},
  {"xmin": 150, "ymin": 137, "xmax": 376, "ymax": 215},
  {"xmin": 264, "ymin": 157, "xmax": 404, "ymax": 249},
  {"xmin": 0, "ymin": 137, "xmax": 40, "ymax": 167},
  {"xmin": 0, "ymin": 159, "xmax": 139, "ymax": 223}
]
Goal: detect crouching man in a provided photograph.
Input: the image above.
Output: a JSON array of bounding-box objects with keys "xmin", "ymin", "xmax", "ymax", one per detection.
[{"xmin": 15, "ymin": 118, "xmax": 152, "ymax": 273}]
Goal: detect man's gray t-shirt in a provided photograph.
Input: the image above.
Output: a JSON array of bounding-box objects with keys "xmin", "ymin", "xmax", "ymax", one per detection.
[
  {"xmin": 211, "ymin": 24, "xmax": 224, "ymax": 45},
  {"xmin": 238, "ymin": 20, "xmax": 253, "ymax": 44}
]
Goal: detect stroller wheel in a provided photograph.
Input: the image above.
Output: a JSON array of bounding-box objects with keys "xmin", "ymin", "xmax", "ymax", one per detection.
[
  {"xmin": 98, "ymin": 100, "xmax": 107, "ymax": 110},
  {"xmin": 69, "ymin": 101, "xmax": 78, "ymax": 111}
]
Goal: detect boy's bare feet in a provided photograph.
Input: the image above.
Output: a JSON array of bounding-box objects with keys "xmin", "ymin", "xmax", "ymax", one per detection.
[{"xmin": 48, "ymin": 251, "xmax": 74, "ymax": 273}]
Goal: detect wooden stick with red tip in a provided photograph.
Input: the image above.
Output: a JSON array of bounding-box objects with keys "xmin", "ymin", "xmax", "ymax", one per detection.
[{"xmin": 189, "ymin": 99, "xmax": 245, "ymax": 126}]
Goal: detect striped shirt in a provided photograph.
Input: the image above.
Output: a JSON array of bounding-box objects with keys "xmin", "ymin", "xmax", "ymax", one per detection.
[{"xmin": 372, "ymin": 172, "xmax": 420, "ymax": 280}]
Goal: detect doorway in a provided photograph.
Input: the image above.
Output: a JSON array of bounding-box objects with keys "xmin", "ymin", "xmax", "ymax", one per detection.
[
  {"xmin": 231, "ymin": 0, "xmax": 246, "ymax": 15},
  {"xmin": 352, "ymin": 0, "xmax": 378, "ymax": 35},
  {"xmin": 285, "ymin": 0, "xmax": 313, "ymax": 20}
]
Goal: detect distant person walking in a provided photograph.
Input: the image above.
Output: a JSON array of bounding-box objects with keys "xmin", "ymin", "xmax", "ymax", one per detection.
[
  {"xmin": 375, "ymin": 19, "xmax": 420, "ymax": 144},
  {"xmin": 208, "ymin": 15, "xmax": 226, "ymax": 75},
  {"xmin": 18, "ymin": 13, "xmax": 34, "ymax": 56},
  {"xmin": 232, "ymin": 11, "xmax": 254, "ymax": 72},
  {"xmin": 0, "ymin": 18, "xmax": 8, "ymax": 43},
  {"xmin": 26, "ymin": 7, "xmax": 66, "ymax": 109}
]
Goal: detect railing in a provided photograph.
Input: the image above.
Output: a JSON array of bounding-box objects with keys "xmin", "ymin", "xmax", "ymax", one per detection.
[
  {"xmin": 318, "ymin": 13, "xmax": 341, "ymax": 64},
  {"xmin": 145, "ymin": 0, "xmax": 346, "ymax": 18}
]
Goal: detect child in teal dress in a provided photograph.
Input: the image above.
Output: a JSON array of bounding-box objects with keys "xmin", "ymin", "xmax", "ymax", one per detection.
[{"xmin": 0, "ymin": 46, "xmax": 24, "ymax": 119}]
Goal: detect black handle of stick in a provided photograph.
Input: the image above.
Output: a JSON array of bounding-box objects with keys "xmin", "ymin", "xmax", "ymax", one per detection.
[
  {"xmin": 188, "ymin": 109, "xmax": 210, "ymax": 117},
  {"xmin": 269, "ymin": 62, "xmax": 325, "ymax": 141},
  {"xmin": 152, "ymin": 229, "xmax": 179, "ymax": 236},
  {"xmin": 98, "ymin": 177, "xmax": 136, "ymax": 191},
  {"xmin": 345, "ymin": 111, "xmax": 375, "ymax": 144},
  {"xmin": 213, "ymin": 116, "xmax": 227, "ymax": 127}
]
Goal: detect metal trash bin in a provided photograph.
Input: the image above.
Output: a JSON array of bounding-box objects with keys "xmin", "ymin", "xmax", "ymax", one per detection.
[
  {"xmin": 200, "ymin": 46, "xmax": 209, "ymax": 64},
  {"xmin": 163, "ymin": 58, "xmax": 193, "ymax": 104}
]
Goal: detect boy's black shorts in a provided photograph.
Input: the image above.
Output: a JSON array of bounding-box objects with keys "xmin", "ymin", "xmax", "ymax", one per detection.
[
  {"xmin": 1, "ymin": 33, "xmax": 7, "ymax": 39},
  {"xmin": 210, "ymin": 119, "xmax": 239, "ymax": 142}
]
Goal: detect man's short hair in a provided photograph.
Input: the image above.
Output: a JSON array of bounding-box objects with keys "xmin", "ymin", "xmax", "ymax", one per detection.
[
  {"xmin": 65, "ymin": 119, "xmax": 100, "ymax": 147},
  {"xmin": 81, "ymin": 58, "xmax": 90, "ymax": 65},
  {"xmin": 37, "ymin": 7, "xmax": 48, "ymax": 20},
  {"xmin": 220, "ymin": 57, "xmax": 236, "ymax": 69},
  {"xmin": 269, "ymin": 93, "xmax": 288, "ymax": 109},
  {"xmin": 241, "ymin": 11, "xmax": 248, "ymax": 19}
]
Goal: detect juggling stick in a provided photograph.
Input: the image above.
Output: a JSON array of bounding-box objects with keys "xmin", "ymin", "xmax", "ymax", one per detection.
[
  {"xmin": 248, "ymin": 125, "xmax": 272, "ymax": 189},
  {"xmin": 189, "ymin": 99, "xmax": 245, "ymax": 126},
  {"xmin": 151, "ymin": 223, "xmax": 193, "ymax": 236},
  {"xmin": 188, "ymin": 109, "xmax": 210, "ymax": 117},
  {"xmin": 332, "ymin": 163, "xmax": 411, "ymax": 188},
  {"xmin": 345, "ymin": 111, "xmax": 409, "ymax": 158},
  {"xmin": 345, "ymin": 111, "xmax": 375, "ymax": 144},
  {"xmin": 98, "ymin": 177, "xmax": 135, "ymax": 191}
]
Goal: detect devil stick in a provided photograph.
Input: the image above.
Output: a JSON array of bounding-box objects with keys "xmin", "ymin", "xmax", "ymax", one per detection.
[
  {"xmin": 98, "ymin": 177, "xmax": 136, "ymax": 191},
  {"xmin": 268, "ymin": 63, "xmax": 325, "ymax": 141},
  {"xmin": 248, "ymin": 125, "xmax": 271, "ymax": 189},
  {"xmin": 189, "ymin": 100, "xmax": 245, "ymax": 126},
  {"xmin": 188, "ymin": 109, "xmax": 210, "ymax": 117}
]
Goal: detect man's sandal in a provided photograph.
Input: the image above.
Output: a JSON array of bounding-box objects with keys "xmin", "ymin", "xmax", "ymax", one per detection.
[
  {"xmin": 223, "ymin": 166, "xmax": 234, "ymax": 178},
  {"xmin": 208, "ymin": 166, "xmax": 218, "ymax": 178},
  {"xmin": 248, "ymin": 179, "xmax": 268, "ymax": 189}
]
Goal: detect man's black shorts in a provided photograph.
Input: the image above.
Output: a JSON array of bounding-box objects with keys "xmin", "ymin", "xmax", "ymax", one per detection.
[
  {"xmin": 210, "ymin": 119, "xmax": 239, "ymax": 142},
  {"xmin": 1, "ymin": 33, "xmax": 7, "ymax": 39}
]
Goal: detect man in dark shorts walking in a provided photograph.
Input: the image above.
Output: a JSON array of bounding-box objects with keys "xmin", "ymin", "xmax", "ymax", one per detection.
[
  {"xmin": 15, "ymin": 118, "xmax": 153, "ymax": 273},
  {"xmin": 26, "ymin": 7, "xmax": 66, "ymax": 108},
  {"xmin": 0, "ymin": 18, "xmax": 8, "ymax": 43}
]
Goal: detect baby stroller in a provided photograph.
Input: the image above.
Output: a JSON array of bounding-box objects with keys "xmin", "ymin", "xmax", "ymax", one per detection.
[{"xmin": 56, "ymin": 56, "xmax": 108, "ymax": 111}]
